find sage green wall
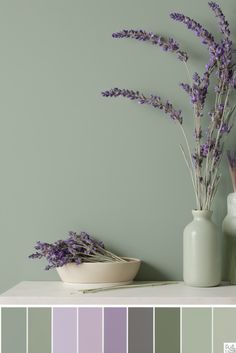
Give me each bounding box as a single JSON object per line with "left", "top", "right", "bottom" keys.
{"left": 0, "top": 0, "right": 235, "bottom": 292}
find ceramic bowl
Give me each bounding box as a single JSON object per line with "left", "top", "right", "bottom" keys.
{"left": 56, "top": 257, "right": 141, "bottom": 285}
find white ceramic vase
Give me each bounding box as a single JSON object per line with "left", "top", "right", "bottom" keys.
{"left": 222, "top": 192, "right": 236, "bottom": 284}
{"left": 183, "top": 210, "right": 221, "bottom": 287}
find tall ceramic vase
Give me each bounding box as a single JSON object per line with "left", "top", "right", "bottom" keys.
{"left": 183, "top": 210, "right": 221, "bottom": 287}
{"left": 222, "top": 192, "right": 236, "bottom": 284}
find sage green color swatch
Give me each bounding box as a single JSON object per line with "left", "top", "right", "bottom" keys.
{"left": 1, "top": 308, "right": 26, "bottom": 353}
{"left": 182, "top": 308, "right": 211, "bottom": 353}
{"left": 0, "top": 0, "right": 235, "bottom": 293}
{"left": 213, "top": 308, "right": 236, "bottom": 353}
{"left": 128, "top": 308, "right": 153, "bottom": 353}
{"left": 28, "top": 308, "right": 51, "bottom": 353}
{"left": 155, "top": 308, "right": 180, "bottom": 353}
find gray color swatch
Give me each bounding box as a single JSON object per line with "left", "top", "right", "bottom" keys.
{"left": 128, "top": 308, "right": 153, "bottom": 353}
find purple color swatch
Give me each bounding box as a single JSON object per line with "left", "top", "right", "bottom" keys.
{"left": 79, "top": 308, "right": 103, "bottom": 353}
{"left": 53, "top": 308, "right": 77, "bottom": 353}
{"left": 104, "top": 307, "right": 127, "bottom": 353}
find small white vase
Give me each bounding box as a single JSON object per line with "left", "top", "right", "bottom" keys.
{"left": 222, "top": 192, "right": 236, "bottom": 284}
{"left": 183, "top": 210, "right": 221, "bottom": 287}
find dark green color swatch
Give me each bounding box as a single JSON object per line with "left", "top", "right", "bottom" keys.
{"left": 128, "top": 308, "right": 153, "bottom": 353}
{"left": 155, "top": 308, "right": 180, "bottom": 353}
{"left": 28, "top": 308, "right": 51, "bottom": 353}
{"left": 1, "top": 307, "right": 26, "bottom": 353}
{"left": 182, "top": 308, "right": 211, "bottom": 353}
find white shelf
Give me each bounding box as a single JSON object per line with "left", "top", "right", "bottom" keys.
{"left": 0, "top": 281, "right": 236, "bottom": 305}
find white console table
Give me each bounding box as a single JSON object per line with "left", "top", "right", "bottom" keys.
{"left": 0, "top": 281, "right": 236, "bottom": 305}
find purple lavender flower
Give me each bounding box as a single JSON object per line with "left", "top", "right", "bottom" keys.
{"left": 220, "top": 122, "right": 232, "bottom": 134}
{"left": 112, "top": 29, "right": 188, "bottom": 62}
{"left": 29, "top": 231, "right": 124, "bottom": 270}
{"left": 208, "top": 2, "right": 230, "bottom": 38}
{"left": 170, "top": 12, "right": 216, "bottom": 52}
{"left": 179, "top": 82, "right": 192, "bottom": 95}
{"left": 102, "top": 88, "right": 183, "bottom": 123}
{"left": 200, "top": 143, "right": 210, "bottom": 157}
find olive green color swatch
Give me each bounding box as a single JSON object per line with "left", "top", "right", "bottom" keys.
{"left": 128, "top": 308, "right": 153, "bottom": 353}
{"left": 155, "top": 308, "right": 180, "bottom": 353}
{"left": 213, "top": 308, "right": 236, "bottom": 353}
{"left": 182, "top": 308, "right": 212, "bottom": 353}
{"left": 28, "top": 308, "right": 51, "bottom": 353}
{"left": 1, "top": 308, "right": 26, "bottom": 353}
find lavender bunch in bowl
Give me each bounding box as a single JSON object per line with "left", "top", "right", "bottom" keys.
{"left": 102, "top": 2, "right": 236, "bottom": 210}
{"left": 29, "top": 231, "right": 127, "bottom": 270}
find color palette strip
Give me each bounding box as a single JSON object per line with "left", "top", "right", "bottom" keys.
{"left": 1, "top": 307, "right": 236, "bottom": 352}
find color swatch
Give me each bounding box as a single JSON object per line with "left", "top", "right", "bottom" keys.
{"left": 128, "top": 307, "right": 153, "bottom": 353}
{"left": 1, "top": 307, "right": 236, "bottom": 352}
{"left": 155, "top": 308, "right": 180, "bottom": 353}
{"left": 53, "top": 308, "right": 77, "bottom": 353}
{"left": 182, "top": 308, "right": 212, "bottom": 353}
{"left": 79, "top": 308, "right": 102, "bottom": 353}
{"left": 104, "top": 307, "right": 127, "bottom": 353}
{"left": 28, "top": 308, "right": 51, "bottom": 353}
{"left": 1, "top": 308, "right": 26, "bottom": 353}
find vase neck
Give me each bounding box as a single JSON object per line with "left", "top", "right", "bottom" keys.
{"left": 227, "top": 192, "right": 236, "bottom": 216}
{"left": 192, "top": 210, "right": 213, "bottom": 220}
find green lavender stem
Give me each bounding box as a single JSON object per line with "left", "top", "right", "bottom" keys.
{"left": 80, "top": 281, "right": 179, "bottom": 294}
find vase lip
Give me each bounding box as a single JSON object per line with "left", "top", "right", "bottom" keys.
{"left": 192, "top": 209, "right": 213, "bottom": 217}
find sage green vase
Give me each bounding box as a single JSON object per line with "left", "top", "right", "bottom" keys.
{"left": 222, "top": 192, "right": 236, "bottom": 284}
{"left": 183, "top": 210, "right": 221, "bottom": 287}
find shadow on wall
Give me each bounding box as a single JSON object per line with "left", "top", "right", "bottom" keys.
{"left": 136, "top": 262, "right": 169, "bottom": 281}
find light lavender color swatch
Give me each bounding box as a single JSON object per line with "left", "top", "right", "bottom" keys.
{"left": 53, "top": 308, "right": 77, "bottom": 353}
{"left": 104, "top": 307, "right": 127, "bottom": 353}
{"left": 79, "top": 308, "right": 102, "bottom": 353}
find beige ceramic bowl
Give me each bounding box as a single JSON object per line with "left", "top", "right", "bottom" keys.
{"left": 56, "top": 257, "right": 141, "bottom": 285}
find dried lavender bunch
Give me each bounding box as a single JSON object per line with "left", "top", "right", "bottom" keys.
{"left": 102, "top": 2, "right": 236, "bottom": 210}
{"left": 29, "top": 231, "right": 127, "bottom": 270}
{"left": 227, "top": 151, "right": 236, "bottom": 192}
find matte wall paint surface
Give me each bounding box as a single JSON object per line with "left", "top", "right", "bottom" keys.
{"left": 1, "top": 308, "right": 26, "bottom": 353}
{"left": 214, "top": 308, "right": 236, "bottom": 353}
{"left": 0, "top": 0, "right": 236, "bottom": 292}
{"left": 28, "top": 308, "right": 51, "bottom": 353}
{"left": 155, "top": 308, "right": 180, "bottom": 353}
{"left": 182, "top": 308, "right": 212, "bottom": 353}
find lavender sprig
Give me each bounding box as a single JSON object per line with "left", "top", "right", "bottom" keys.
{"left": 170, "top": 12, "right": 216, "bottom": 53}
{"left": 29, "top": 231, "right": 127, "bottom": 270}
{"left": 102, "top": 88, "right": 183, "bottom": 124}
{"left": 112, "top": 29, "right": 188, "bottom": 62}
{"left": 208, "top": 2, "right": 230, "bottom": 38}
